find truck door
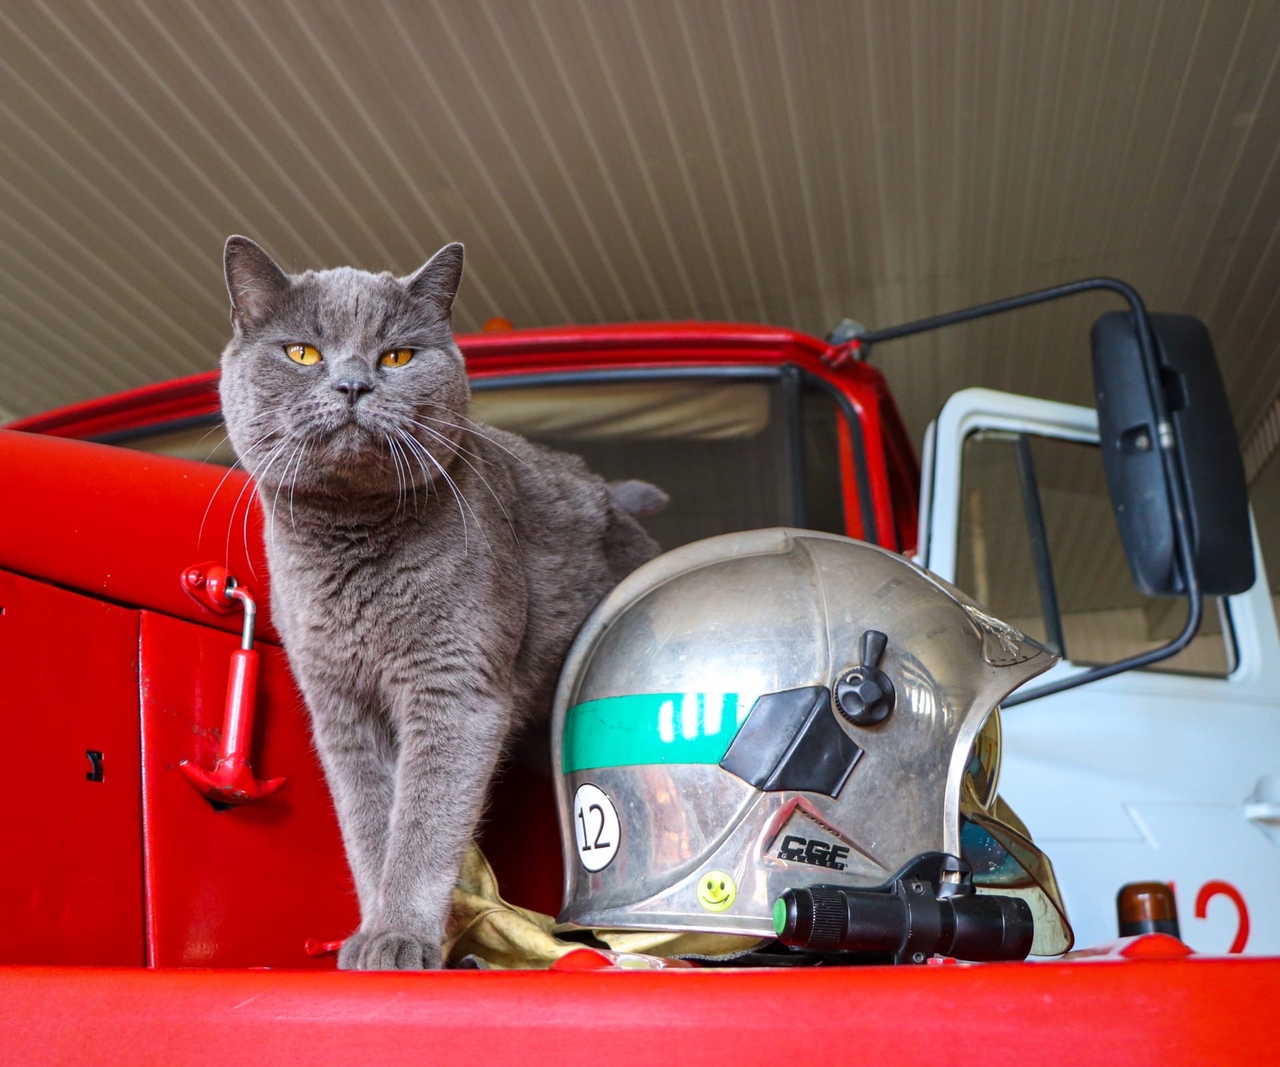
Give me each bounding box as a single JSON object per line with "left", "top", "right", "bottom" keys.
{"left": 920, "top": 387, "right": 1280, "bottom": 955}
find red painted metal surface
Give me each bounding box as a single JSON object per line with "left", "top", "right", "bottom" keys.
{"left": 0, "top": 955, "right": 1272, "bottom": 1065}
{"left": 0, "top": 424, "right": 566, "bottom": 965}
{"left": 139, "top": 611, "right": 356, "bottom": 968}
{"left": 0, "top": 570, "right": 145, "bottom": 966}
{"left": 8, "top": 369, "right": 224, "bottom": 439}
{"left": 0, "top": 429, "right": 275, "bottom": 644}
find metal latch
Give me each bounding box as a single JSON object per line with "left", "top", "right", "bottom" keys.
{"left": 179, "top": 563, "right": 285, "bottom": 808}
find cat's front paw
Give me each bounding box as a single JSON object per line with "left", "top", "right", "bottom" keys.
{"left": 350, "top": 929, "right": 443, "bottom": 971}
{"left": 336, "top": 931, "right": 371, "bottom": 971}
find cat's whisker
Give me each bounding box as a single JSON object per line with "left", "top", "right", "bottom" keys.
{"left": 195, "top": 424, "right": 235, "bottom": 465}
{"left": 398, "top": 436, "right": 420, "bottom": 514}
{"left": 402, "top": 437, "right": 420, "bottom": 514}
{"left": 198, "top": 453, "right": 249, "bottom": 549}
{"left": 269, "top": 438, "right": 306, "bottom": 548}
{"left": 382, "top": 433, "right": 399, "bottom": 511}
{"left": 394, "top": 428, "right": 442, "bottom": 501}
{"left": 268, "top": 437, "right": 293, "bottom": 539}
{"left": 252, "top": 432, "right": 302, "bottom": 565}
{"left": 406, "top": 419, "right": 519, "bottom": 547}
{"left": 232, "top": 403, "right": 292, "bottom": 444}
{"left": 270, "top": 436, "right": 309, "bottom": 548}
{"left": 397, "top": 429, "right": 490, "bottom": 559}
{"left": 415, "top": 412, "right": 534, "bottom": 470}
{"left": 384, "top": 434, "right": 401, "bottom": 512}
{"left": 199, "top": 401, "right": 286, "bottom": 463}
{"left": 224, "top": 432, "right": 291, "bottom": 574}
{"left": 201, "top": 438, "right": 237, "bottom": 465}
{"left": 394, "top": 427, "right": 435, "bottom": 511}
{"left": 288, "top": 440, "right": 309, "bottom": 532}
{"left": 282, "top": 438, "right": 310, "bottom": 534}
{"left": 410, "top": 434, "right": 505, "bottom": 563}
{"left": 403, "top": 416, "right": 484, "bottom": 462}
{"left": 403, "top": 417, "right": 469, "bottom": 458}
{"left": 198, "top": 423, "right": 279, "bottom": 547}
{"left": 386, "top": 432, "right": 413, "bottom": 516}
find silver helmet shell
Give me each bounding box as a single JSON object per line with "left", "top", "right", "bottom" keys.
{"left": 552, "top": 528, "right": 1068, "bottom": 949}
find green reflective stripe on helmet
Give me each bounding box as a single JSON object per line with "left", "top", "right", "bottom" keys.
{"left": 562, "top": 692, "right": 754, "bottom": 773}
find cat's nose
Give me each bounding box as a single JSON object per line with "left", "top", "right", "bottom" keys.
{"left": 334, "top": 379, "right": 373, "bottom": 405}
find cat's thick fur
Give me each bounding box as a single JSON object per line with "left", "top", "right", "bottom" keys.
{"left": 218, "top": 237, "right": 661, "bottom": 970}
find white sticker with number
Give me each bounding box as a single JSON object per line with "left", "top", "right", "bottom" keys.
{"left": 572, "top": 783, "right": 620, "bottom": 872}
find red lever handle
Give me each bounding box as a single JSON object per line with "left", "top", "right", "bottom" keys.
{"left": 180, "top": 646, "right": 286, "bottom": 807}
{"left": 179, "top": 567, "right": 285, "bottom": 808}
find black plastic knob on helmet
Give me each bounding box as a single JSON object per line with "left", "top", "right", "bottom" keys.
{"left": 834, "top": 630, "right": 896, "bottom": 726}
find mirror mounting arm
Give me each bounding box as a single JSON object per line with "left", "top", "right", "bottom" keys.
{"left": 860, "top": 277, "right": 1204, "bottom": 706}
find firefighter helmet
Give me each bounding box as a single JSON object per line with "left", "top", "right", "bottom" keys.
{"left": 551, "top": 528, "right": 1072, "bottom": 959}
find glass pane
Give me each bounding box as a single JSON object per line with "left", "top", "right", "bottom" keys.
{"left": 957, "top": 430, "right": 1234, "bottom": 677}
{"left": 800, "top": 385, "right": 846, "bottom": 538}
{"left": 473, "top": 377, "right": 847, "bottom": 551}
{"left": 955, "top": 431, "right": 1050, "bottom": 647}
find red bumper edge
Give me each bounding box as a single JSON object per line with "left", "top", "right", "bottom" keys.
{"left": 0, "top": 958, "right": 1271, "bottom": 1066}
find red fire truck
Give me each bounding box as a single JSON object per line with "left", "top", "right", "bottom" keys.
{"left": 2, "top": 285, "right": 1274, "bottom": 1063}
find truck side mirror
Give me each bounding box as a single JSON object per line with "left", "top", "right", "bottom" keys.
{"left": 1091, "top": 312, "right": 1254, "bottom": 597}
{"left": 863, "top": 276, "right": 1255, "bottom": 704}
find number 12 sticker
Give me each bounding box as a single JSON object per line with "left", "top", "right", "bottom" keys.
{"left": 573, "top": 783, "right": 620, "bottom": 872}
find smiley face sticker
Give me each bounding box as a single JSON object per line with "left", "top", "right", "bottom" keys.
{"left": 695, "top": 870, "right": 737, "bottom": 912}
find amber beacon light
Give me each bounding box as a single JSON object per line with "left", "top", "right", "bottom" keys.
{"left": 1117, "top": 882, "right": 1182, "bottom": 939}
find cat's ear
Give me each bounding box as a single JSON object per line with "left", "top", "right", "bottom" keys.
{"left": 405, "top": 242, "right": 464, "bottom": 319}
{"left": 224, "top": 235, "right": 290, "bottom": 330}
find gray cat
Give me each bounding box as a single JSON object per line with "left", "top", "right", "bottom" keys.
{"left": 218, "top": 236, "right": 663, "bottom": 970}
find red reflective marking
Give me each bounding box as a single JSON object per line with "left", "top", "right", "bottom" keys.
{"left": 1194, "top": 881, "right": 1250, "bottom": 954}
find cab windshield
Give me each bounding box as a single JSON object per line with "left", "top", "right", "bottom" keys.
{"left": 101, "top": 369, "right": 859, "bottom": 552}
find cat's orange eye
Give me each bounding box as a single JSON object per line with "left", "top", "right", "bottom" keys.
{"left": 285, "top": 343, "right": 322, "bottom": 366}
{"left": 379, "top": 348, "right": 414, "bottom": 368}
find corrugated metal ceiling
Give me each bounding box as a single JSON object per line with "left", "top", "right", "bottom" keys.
{"left": 1, "top": 1, "right": 1278, "bottom": 543}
